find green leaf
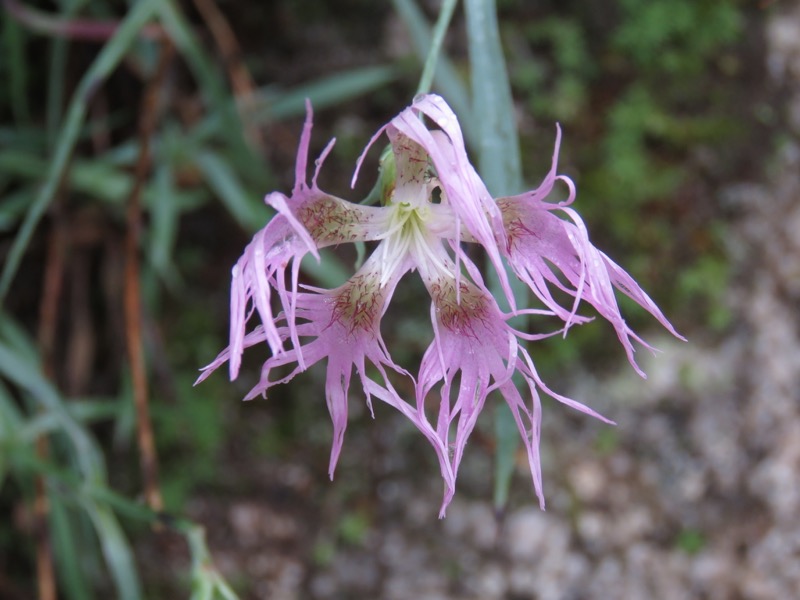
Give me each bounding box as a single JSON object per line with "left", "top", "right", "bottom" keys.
{"left": 187, "top": 525, "right": 241, "bottom": 600}
{"left": 0, "top": 188, "right": 35, "bottom": 232}
{"left": 465, "top": 0, "right": 522, "bottom": 197}
{"left": 0, "top": 325, "right": 105, "bottom": 480}
{"left": 51, "top": 492, "right": 95, "bottom": 600}
{"left": 83, "top": 500, "right": 142, "bottom": 600}
{"left": 145, "top": 164, "right": 182, "bottom": 285}
{"left": 155, "top": 1, "right": 266, "bottom": 189}
{"left": 0, "top": 151, "right": 134, "bottom": 203}
{"left": 2, "top": 3, "right": 30, "bottom": 124}
{"left": 0, "top": 309, "right": 39, "bottom": 363}
{"left": 0, "top": 379, "right": 25, "bottom": 483}
{"left": 493, "top": 403, "right": 518, "bottom": 511}
{"left": 19, "top": 399, "right": 123, "bottom": 443}
{"left": 256, "top": 65, "right": 400, "bottom": 122}
{"left": 46, "top": 0, "right": 94, "bottom": 145}
{"left": 193, "top": 150, "right": 270, "bottom": 230}
{"left": 300, "top": 253, "right": 351, "bottom": 289}
{"left": 0, "top": 0, "right": 161, "bottom": 302}
{"left": 464, "top": 0, "right": 526, "bottom": 512}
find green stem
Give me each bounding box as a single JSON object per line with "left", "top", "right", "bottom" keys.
{"left": 415, "top": 0, "right": 459, "bottom": 96}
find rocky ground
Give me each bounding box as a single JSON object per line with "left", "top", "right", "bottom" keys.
{"left": 138, "top": 5, "right": 800, "bottom": 599}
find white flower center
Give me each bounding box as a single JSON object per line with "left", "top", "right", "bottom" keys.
{"left": 374, "top": 196, "right": 453, "bottom": 288}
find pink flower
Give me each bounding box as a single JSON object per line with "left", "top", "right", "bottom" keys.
{"left": 198, "top": 94, "right": 683, "bottom": 516}
{"left": 496, "top": 126, "right": 686, "bottom": 378}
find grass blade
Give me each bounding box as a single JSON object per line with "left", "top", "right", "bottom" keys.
{"left": 50, "top": 492, "right": 95, "bottom": 600}
{"left": 193, "top": 150, "right": 270, "bottom": 230}
{"left": 2, "top": 3, "right": 30, "bottom": 124}
{"left": 0, "top": 0, "right": 160, "bottom": 303}
{"left": 0, "top": 336, "right": 104, "bottom": 480}
{"left": 464, "top": 0, "right": 526, "bottom": 511}
{"left": 0, "top": 151, "right": 134, "bottom": 204}
{"left": 255, "top": 65, "right": 399, "bottom": 122}
{"left": 0, "top": 379, "right": 25, "bottom": 484}
{"left": 146, "top": 163, "right": 182, "bottom": 284}
{"left": 155, "top": 0, "right": 267, "bottom": 189}
{"left": 465, "top": 0, "right": 522, "bottom": 196}
{"left": 83, "top": 500, "right": 142, "bottom": 600}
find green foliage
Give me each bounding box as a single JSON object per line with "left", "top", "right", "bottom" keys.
{"left": 594, "top": 429, "right": 621, "bottom": 456}
{"left": 464, "top": 0, "right": 532, "bottom": 513}
{"left": 508, "top": 0, "right": 746, "bottom": 337}
{"left": 676, "top": 528, "right": 706, "bottom": 555}
{"left": 153, "top": 375, "right": 227, "bottom": 507}
{"left": 0, "top": 0, "right": 404, "bottom": 595}
{"left": 0, "top": 315, "right": 142, "bottom": 599}
{"left": 1, "top": 0, "right": 755, "bottom": 593}
{"left": 520, "top": 16, "right": 593, "bottom": 122}
{"left": 310, "top": 509, "right": 371, "bottom": 568}
{"left": 337, "top": 511, "right": 371, "bottom": 545}
{"left": 676, "top": 251, "right": 732, "bottom": 332}
{"left": 613, "top": 0, "right": 742, "bottom": 76}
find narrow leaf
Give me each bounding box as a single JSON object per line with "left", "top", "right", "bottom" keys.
{"left": 256, "top": 65, "right": 399, "bottom": 122}
{"left": 0, "top": 0, "right": 160, "bottom": 302}
{"left": 51, "top": 493, "right": 95, "bottom": 600}
{"left": 464, "top": 0, "right": 527, "bottom": 512}
{"left": 465, "top": 0, "right": 522, "bottom": 196}
{"left": 83, "top": 500, "right": 142, "bottom": 600}
{"left": 194, "top": 150, "right": 270, "bottom": 230}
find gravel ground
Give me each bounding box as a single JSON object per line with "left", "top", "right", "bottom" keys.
{"left": 140, "top": 6, "right": 800, "bottom": 599}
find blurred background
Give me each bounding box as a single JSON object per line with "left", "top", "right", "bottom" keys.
{"left": 1, "top": 0, "right": 798, "bottom": 598}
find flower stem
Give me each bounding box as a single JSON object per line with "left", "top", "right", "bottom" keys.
{"left": 415, "top": 0, "right": 458, "bottom": 97}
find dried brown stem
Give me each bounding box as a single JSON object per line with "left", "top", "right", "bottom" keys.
{"left": 124, "top": 41, "right": 174, "bottom": 514}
